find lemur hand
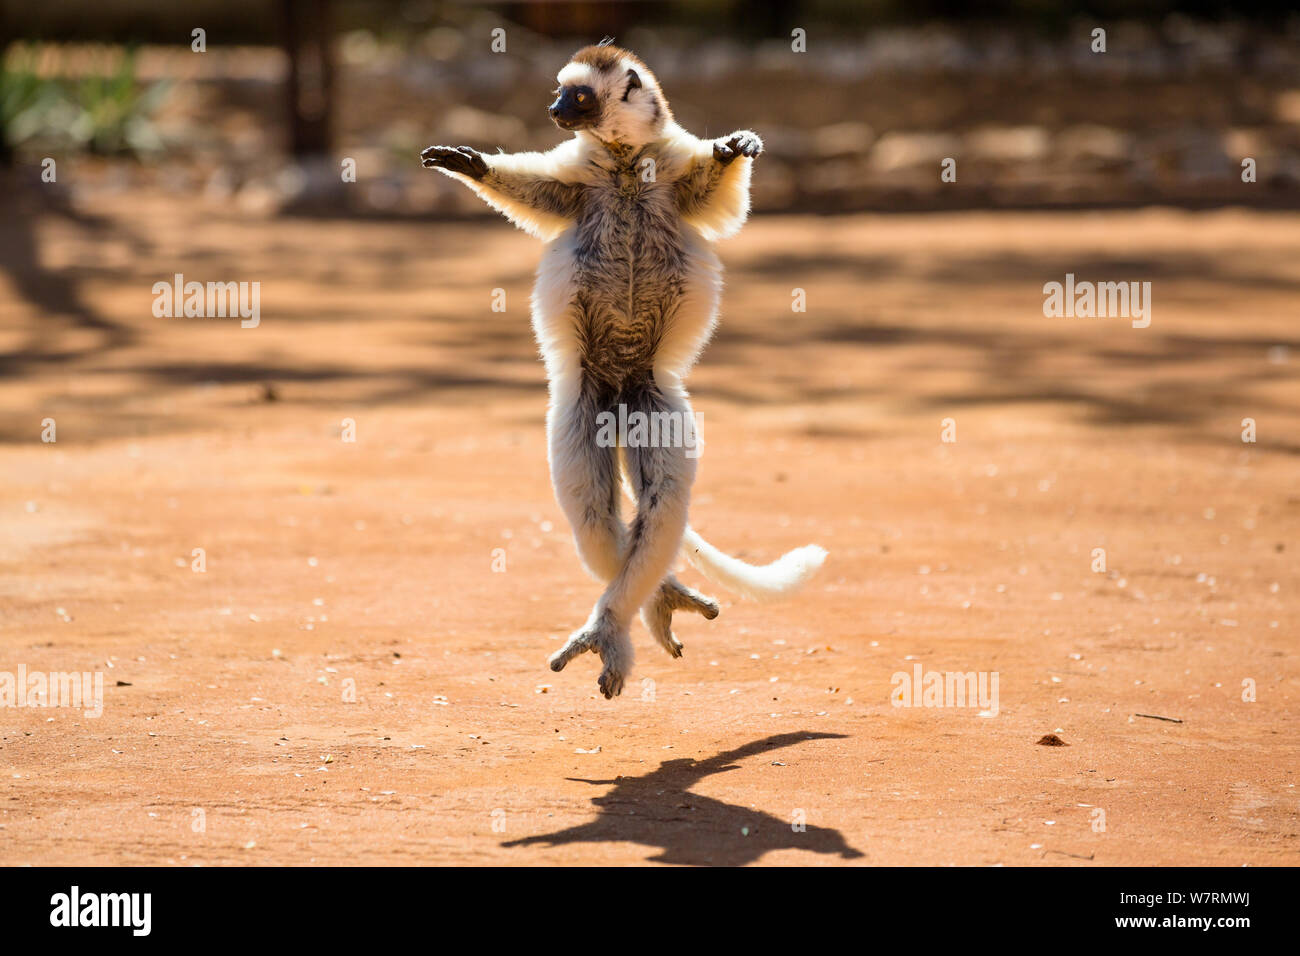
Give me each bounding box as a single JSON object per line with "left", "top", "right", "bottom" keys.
{"left": 420, "top": 145, "right": 489, "bottom": 179}
{"left": 713, "top": 130, "right": 763, "bottom": 164}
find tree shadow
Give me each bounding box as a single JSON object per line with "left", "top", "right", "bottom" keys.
{"left": 502, "top": 731, "right": 864, "bottom": 865}
{"left": 0, "top": 171, "right": 141, "bottom": 377}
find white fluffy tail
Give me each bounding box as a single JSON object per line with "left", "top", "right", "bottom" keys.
{"left": 680, "top": 525, "right": 827, "bottom": 601}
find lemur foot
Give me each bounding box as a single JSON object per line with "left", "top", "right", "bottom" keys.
{"left": 419, "top": 144, "right": 488, "bottom": 179}
{"left": 548, "top": 608, "right": 632, "bottom": 699}
{"left": 713, "top": 130, "right": 763, "bottom": 164}
{"left": 642, "top": 577, "right": 721, "bottom": 659}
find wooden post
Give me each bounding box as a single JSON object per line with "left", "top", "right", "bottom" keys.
{"left": 280, "top": 0, "right": 334, "bottom": 158}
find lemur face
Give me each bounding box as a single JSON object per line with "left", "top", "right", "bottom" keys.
{"left": 551, "top": 43, "right": 670, "bottom": 146}
{"left": 548, "top": 83, "right": 600, "bottom": 131}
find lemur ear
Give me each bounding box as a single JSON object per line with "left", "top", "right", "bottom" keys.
{"left": 623, "top": 69, "right": 641, "bottom": 101}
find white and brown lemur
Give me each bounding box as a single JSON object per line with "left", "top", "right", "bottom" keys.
{"left": 421, "top": 40, "right": 826, "bottom": 698}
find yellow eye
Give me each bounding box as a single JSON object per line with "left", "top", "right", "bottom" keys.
{"left": 576, "top": 91, "right": 586, "bottom": 103}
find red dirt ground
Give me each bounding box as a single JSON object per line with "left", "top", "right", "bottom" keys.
{"left": 1, "top": 194, "right": 1297, "bottom": 864}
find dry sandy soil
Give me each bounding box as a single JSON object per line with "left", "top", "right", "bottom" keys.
{"left": 1, "top": 188, "right": 1297, "bottom": 865}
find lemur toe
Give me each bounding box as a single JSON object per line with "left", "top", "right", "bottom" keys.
{"left": 454, "top": 146, "right": 489, "bottom": 177}
{"left": 715, "top": 131, "right": 762, "bottom": 164}
{"left": 548, "top": 639, "right": 589, "bottom": 672}
{"left": 420, "top": 146, "right": 451, "bottom": 169}
{"left": 734, "top": 131, "right": 763, "bottom": 157}
{"left": 598, "top": 668, "right": 625, "bottom": 699}
{"left": 664, "top": 580, "right": 720, "bottom": 620}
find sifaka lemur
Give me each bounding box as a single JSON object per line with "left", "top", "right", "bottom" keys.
{"left": 421, "top": 40, "right": 826, "bottom": 698}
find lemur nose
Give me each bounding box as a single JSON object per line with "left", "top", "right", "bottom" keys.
{"left": 548, "top": 100, "right": 561, "bottom": 117}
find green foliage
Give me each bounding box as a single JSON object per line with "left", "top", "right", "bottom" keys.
{"left": 0, "top": 47, "right": 170, "bottom": 157}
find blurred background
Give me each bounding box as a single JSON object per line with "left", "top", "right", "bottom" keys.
{"left": 2, "top": 2, "right": 1298, "bottom": 464}
{"left": 4, "top": 0, "right": 1300, "bottom": 216}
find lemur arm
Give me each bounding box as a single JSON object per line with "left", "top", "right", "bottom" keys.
{"left": 421, "top": 143, "right": 586, "bottom": 241}
{"left": 673, "top": 130, "right": 762, "bottom": 241}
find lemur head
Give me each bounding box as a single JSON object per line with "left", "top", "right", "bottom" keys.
{"left": 548, "top": 39, "right": 672, "bottom": 148}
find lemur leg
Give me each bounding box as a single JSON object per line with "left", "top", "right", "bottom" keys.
{"left": 545, "top": 376, "right": 636, "bottom": 695}
{"left": 642, "top": 575, "right": 719, "bottom": 659}
{"left": 550, "top": 379, "right": 697, "bottom": 697}
{"left": 632, "top": 373, "right": 718, "bottom": 660}
{"left": 547, "top": 376, "right": 625, "bottom": 583}
{"left": 545, "top": 365, "right": 716, "bottom": 681}
{"left": 618, "top": 382, "right": 699, "bottom": 632}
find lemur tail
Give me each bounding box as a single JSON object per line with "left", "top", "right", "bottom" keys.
{"left": 680, "top": 525, "right": 827, "bottom": 601}
{"left": 618, "top": 471, "right": 827, "bottom": 600}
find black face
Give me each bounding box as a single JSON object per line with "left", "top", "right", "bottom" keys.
{"left": 549, "top": 84, "right": 600, "bottom": 130}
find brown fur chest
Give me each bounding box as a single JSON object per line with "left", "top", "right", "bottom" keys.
{"left": 570, "top": 163, "right": 689, "bottom": 388}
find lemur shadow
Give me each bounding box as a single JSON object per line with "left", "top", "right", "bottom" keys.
{"left": 502, "top": 731, "right": 864, "bottom": 865}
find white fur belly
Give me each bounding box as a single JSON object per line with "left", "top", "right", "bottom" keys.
{"left": 531, "top": 229, "right": 583, "bottom": 385}
{"left": 653, "top": 229, "right": 722, "bottom": 378}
